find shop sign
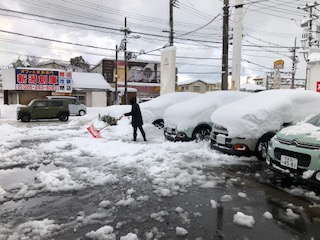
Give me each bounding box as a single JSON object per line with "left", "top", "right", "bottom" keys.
{"left": 57, "top": 71, "right": 72, "bottom": 93}
{"left": 16, "top": 68, "right": 59, "bottom": 91}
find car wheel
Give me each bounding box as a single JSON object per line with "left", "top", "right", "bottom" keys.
{"left": 255, "top": 133, "right": 274, "bottom": 161}
{"left": 153, "top": 119, "right": 164, "bottom": 129}
{"left": 79, "top": 110, "right": 86, "bottom": 116}
{"left": 59, "top": 113, "right": 69, "bottom": 122}
{"left": 192, "top": 126, "right": 211, "bottom": 141}
{"left": 21, "top": 114, "right": 30, "bottom": 122}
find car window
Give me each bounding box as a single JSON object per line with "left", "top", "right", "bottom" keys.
{"left": 51, "top": 101, "right": 63, "bottom": 107}
{"left": 34, "top": 101, "right": 49, "bottom": 107}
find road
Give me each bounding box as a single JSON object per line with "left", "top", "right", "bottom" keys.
{"left": 0, "top": 115, "right": 320, "bottom": 239}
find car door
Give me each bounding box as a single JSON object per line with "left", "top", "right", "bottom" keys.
{"left": 30, "top": 100, "right": 50, "bottom": 119}
{"left": 68, "top": 98, "right": 78, "bottom": 115}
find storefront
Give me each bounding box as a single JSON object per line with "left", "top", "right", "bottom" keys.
{"left": 2, "top": 68, "right": 113, "bottom": 107}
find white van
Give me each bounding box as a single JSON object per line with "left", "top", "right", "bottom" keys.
{"left": 46, "top": 96, "right": 87, "bottom": 116}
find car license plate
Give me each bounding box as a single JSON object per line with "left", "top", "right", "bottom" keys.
{"left": 280, "top": 155, "right": 298, "bottom": 169}
{"left": 216, "top": 134, "right": 226, "bottom": 145}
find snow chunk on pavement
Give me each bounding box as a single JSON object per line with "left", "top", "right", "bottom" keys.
{"left": 8, "top": 219, "right": 60, "bottom": 239}
{"left": 233, "top": 212, "right": 255, "bottom": 227}
{"left": 0, "top": 186, "right": 8, "bottom": 202}
{"left": 120, "top": 233, "right": 139, "bottom": 240}
{"left": 35, "top": 168, "right": 83, "bottom": 192}
{"left": 176, "top": 227, "right": 188, "bottom": 236}
{"left": 150, "top": 211, "right": 169, "bottom": 222}
{"left": 99, "top": 200, "right": 112, "bottom": 208}
{"left": 286, "top": 209, "right": 300, "bottom": 219}
{"left": 263, "top": 211, "right": 273, "bottom": 219}
{"left": 86, "top": 225, "right": 116, "bottom": 240}
{"left": 238, "top": 192, "right": 247, "bottom": 198}
{"left": 220, "top": 195, "right": 233, "bottom": 202}
{"left": 210, "top": 200, "right": 219, "bottom": 209}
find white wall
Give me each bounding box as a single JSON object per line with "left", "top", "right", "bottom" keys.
{"left": 2, "top": 69, "right": 16, "bottom": 90}
{"left": 307, "top": 62, "right": 320, "bottom": 91}
{"left": 91, "top": 91, "right": 107, "bottom": 107}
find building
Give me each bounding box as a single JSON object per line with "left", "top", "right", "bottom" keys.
{"left": 253, "top": 76, "right": 306, "bottom": 90}
{"left": 90, "top": 58, "right": 161, "bottom": 103}
{"left": 177, "top": 79, "right": 221, "bottom": 93}
{"left": 2, "top": 68, "right": 113, "bottom": 107}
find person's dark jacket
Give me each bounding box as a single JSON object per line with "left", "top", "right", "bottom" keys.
{"left": 124, "top": 98, "right": 144, "bottom": 127}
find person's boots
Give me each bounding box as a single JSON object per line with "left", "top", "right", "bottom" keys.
{"left": 142, "top": 133, "right": 147, "bottom": 141}
{"left": 133, "top": 133, "right": 137, "bottom": 141}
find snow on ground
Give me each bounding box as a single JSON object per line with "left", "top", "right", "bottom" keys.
{"left": 0, "top": 104, "right": 316, "bottom": 239}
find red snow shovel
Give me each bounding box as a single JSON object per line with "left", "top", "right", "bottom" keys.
{"left": 87, "top": 123, "right": 105, "bottom": 138}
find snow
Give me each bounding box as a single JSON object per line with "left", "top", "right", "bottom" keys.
{"left": 233, "top": 212, "right": 255, "bottom": 228}
{"left": 210, "top": 89, "right": 320, "bottom": 138}
{"left": 280, "top": 121, "right": 320, "bottom": 140}
{"left": 101, "top": 92, "right": 200, "bottom": 124}
{"left": 164, "top": 91, "right": 250, "bottom": 130}
{"left": 176, "top": 227, "right": 188, "bottom": 236}
{"left": 0, "top": 96, "right": 278, "bottom": 238}
{"left": 72, "top": 72, "right": 113, "bottom": 90}
{"left": 263, "top": 211, "right": 273, "bottom": 219}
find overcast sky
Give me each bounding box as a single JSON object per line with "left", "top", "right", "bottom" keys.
{"left": 0, "top": 0, "right": 314, "bottom": 82}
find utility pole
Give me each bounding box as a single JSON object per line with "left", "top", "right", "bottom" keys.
{"left": 169, "top": 0, "right": 178, "bottom": 46}
{"left": 115, "top": 45, "right": 119, "bottom": 104}
{"left": 290, "top": 38, "right": 298, "bottom": 89}
{"left": 122, "top": 17, "right": 130, "bottom": 105}
{"left": 221, "top": 0, "right": 229, "bottom": 90}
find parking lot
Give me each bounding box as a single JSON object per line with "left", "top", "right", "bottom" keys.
{"left": 0, "top": 107, "right": 320, "bottom": 239}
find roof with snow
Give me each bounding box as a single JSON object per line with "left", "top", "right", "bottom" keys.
{"left": 177, "top": 79, "right": 219, "bottom": 86}
{"left": 72, "top": 72, "right": 113, "bottom": 91}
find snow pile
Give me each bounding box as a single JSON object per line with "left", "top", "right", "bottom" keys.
{"left": 280, "top": 122, "right": 320, "bottom": 140}
{"left": 164, "top": 91, "right": 250, "bottom": 130}
{"left": 286, "top": 209, "right": 300, "bottom": 219}
{"left": 86, "top": 225, "right": 116, "bottom": 240}
{"left": 263, "top": 211, "right": 273, "bottom": 219}
{"left": 210, "top": 89, "right": 320, "bottom": 138}
{"left": 35, "top": 168, "right": 83, "bottom": 192}
{"left": 7, "top": 219, "right": 60, "bottom": 240}
{"left": 120, "top": 233, "right": 139, "bottom": 240}
{"left": 210, "top": 199, "right": 219, "bottom": 209}
{"left": 176, "top": 227, "right": 188, "bottom": 236}
{"left": 233, "top": 212, "right": 255, "bottom": 227}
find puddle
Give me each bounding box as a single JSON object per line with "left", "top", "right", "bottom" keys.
{"left": 0, "top": 163, "right": 59, "bottom": 189}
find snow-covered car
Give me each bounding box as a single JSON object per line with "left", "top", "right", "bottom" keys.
{"left": 163, "top": 91, "right": 251, "bottom": 141}
{"left": 100, "top": 92, "right": 200, "bottom": 127}
{"left": 209, "top": 89, "right": 320, "bottom": 160}
{"left": 267, "top": 113, "right": 320, "bottom": 184}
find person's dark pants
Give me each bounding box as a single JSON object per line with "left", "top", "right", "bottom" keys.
{"left": 133, "top": 125, "right": 146, "bottom": 141}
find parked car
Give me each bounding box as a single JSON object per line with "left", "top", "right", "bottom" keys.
{"left": 17, "top": 99, "right": 70, "bottom": 122}
{"left": 209, "top": 89, "right": 320, "bottom": 160}
{"left": 100, "top": 92, "right": 201, "bottom": 127}
{"left": 46, "top": 96, "right": 86, "bottom": 116}
{"left": 164, "top": 91, "right": 251, "bottom": 141}
{"left": 267, "top": 113, "right": 320, "bottom": 184}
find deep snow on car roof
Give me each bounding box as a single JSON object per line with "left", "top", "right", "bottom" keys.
{"left": 164, "top": 91, "right": 251, "bottom": 130}
{"left": 102, "top": 92, "right": 200, "bottom": 124}
{"left": 210, "top": 89, "right": 320, "bottom": 139}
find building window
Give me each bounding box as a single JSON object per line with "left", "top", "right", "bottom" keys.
{"left": 206, "top": 85, "right": 209, "bottom": 91}
{"left": 186, "top": 86, "right": 189, "bottom": 90}
{"left": 194, "top": 86, "right": 200, "bottom": 92}
{"left": 181, "top": 86, "right": 185, "bottom": 91}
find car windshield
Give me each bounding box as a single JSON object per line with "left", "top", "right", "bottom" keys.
{"left": 27, "top": 100, "right": 36, "bottom": 107}
{"left": 306, "top": 114, "right": 320, "bottom": 127}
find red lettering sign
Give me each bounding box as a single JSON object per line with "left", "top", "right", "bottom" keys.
{"left": 38, "top": 75, "right": 48, "bottom": 84}
{"left": 49, "top": 75, "right": 58, "bottom": 85}
{"left": 28, "top": 74, "right": 37, "bottom": 84}
{"left": 17, "top": 74, "right": 27, "bottom": 84}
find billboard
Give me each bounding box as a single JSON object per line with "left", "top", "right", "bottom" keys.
{"left": 15, "top": 68, "right": 72, "bottom": 92}
{"left": 16, "top": 68, "right": 59, "bottom": 91}
{"left": 114, "top": 61, "right": 160, "bottom": 83}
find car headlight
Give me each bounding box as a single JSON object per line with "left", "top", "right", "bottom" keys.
{"left": 176, "top": 132, "right": 186, "bottom": 139}
{"left": 316, "top": 172, "right": 320, "bottom": 181}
